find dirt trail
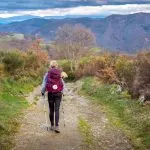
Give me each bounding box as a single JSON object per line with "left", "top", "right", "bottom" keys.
{"left": 13, "top": 82, "right": 133, "bottom": 150}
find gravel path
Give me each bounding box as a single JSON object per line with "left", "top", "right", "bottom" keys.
{"left": 13, "top": 82, "right": 133, "bottom": 150}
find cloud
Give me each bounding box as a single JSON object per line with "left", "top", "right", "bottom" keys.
{"left": 0, "top": 4, "right": 150, "bottom": 18}
{"left": 0, "top": 0, "right": 150, "bottom": 11}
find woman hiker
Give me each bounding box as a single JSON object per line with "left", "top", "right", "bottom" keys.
{"left": 41, "top": 60, "right": 67, "bottom": 133}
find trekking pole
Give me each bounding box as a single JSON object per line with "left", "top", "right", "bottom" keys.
{"left": 61, "top": 94, "right": 66, "bottom": 127}
{"left": 41, "top": 94, "right": 51, "bottom": 131}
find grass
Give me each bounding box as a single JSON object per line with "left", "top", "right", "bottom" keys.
{"left": 81, "top": 77, "right": 150, "bottom": 150}
{"left": 78, "top": 117, "right": 93, "bottom": 147}
{"left": 0, "top": 94, "right": 28, "bottom": 150}
{"left": 0, "top": 76, "right": 41, "bottom": 150}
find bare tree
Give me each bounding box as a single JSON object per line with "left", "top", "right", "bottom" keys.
{"left": 55, "top": 24, "right": 96, "bottom": 71}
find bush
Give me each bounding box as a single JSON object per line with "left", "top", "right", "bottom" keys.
{"left": 76, "top": 53, "right": 118, "bottom": 83}
{"left": 75, "top": 52, "right": 150, "bottom": 100}
{"left": 0, "top": 49, "right": 48, "bottom": 80}
{"left": 132, "top": 52, "right": 150, "bottom": 99}
{"left": 75, "top": 56, "right": 94, "bottom": 78}
{"left": 115, "top": 56, "right": 136, "bottom": 90}
{"left": 97, "top": 67, "right": 118, "bottom": 83}
{"left": 2, "top": 51, "right": 25, "bottom": 74}
{"left": 58, "top": 59, "right": 76, "bottom": 80}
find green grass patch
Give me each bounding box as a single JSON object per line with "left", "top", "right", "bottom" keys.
{"left": 81, "top": 77, "right": 150, "bottom": 150}
{"left": 0, "top": 77, "right": 41, "bottom": 150}
{"left": 78, "top": 117, "right": 93, "bottom": 147}
{"left": 0, "top": 94, "right": 28, "bottom": 150}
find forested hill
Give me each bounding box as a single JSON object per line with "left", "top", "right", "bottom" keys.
{"left": 0, "top": 13, "right": 150, "bottom": 53}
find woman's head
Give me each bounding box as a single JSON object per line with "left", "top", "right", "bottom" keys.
{"left": 50, "top": 60, "right": 58, "bottom": 68}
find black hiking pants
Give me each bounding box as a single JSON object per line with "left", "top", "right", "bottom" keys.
{"left": 48, "top": 92, "right": 62, "bottom": 127}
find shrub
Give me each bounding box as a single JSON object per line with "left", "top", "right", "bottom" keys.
{"left": 76, "top": 53, "right": 118, "bottom": 83}
{"left": 115, "top": 56, "right": 136, "bottom": 90}
{"left": 75, "top": 56, "right": 94, "bottom": 78}
{"left": 132, "top": 52, "right": 150, "bottom": 99}
{"left": 58, "top": 59, "right": 76, "bottom": 80}
{"left": 66, "top": 51, "right": 150, "bottom": 100}
{"left": 97, "top": 67, "right": 118, "bottom": 83}
{"left": 0, "top": 49, "right": 48, "bottom": 80}
{"left": 24, "top": 51, "right": 42, "bottom": 71}
{"left": 2, "top": 51, "right": 25, "bottom": 74}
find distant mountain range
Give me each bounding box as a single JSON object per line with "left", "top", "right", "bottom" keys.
{"left": 0, "top": 13, "right": 149, "bottom": 53}
{"left": 0, "top": 15, "right": 106, "bottom": 24}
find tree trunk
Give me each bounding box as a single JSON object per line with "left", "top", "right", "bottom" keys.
{"left": 74, "top": 59, "right": 79, "bottom": 71}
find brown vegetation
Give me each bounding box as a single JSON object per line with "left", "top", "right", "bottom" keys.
{"left": 74, "top": 52, "right": 150, "bottom": 100}
{"left": 0, "top": 39, "right": 49, "bottom": 80}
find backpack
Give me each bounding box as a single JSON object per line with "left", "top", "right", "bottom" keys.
{"left": 46, "top": 68, "right": 63, "bottom": 93}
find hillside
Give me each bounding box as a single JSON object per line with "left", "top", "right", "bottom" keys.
{"left": 0, "top": 13, "right": 150, "bottom": 53}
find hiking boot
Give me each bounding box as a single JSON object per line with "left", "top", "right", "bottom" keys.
{"left": 50, "top": 125, "right": 55, "bottom": 131}
{"left": 55, "top": 126, "right": 60, "bottom": 133}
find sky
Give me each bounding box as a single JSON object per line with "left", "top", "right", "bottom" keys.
{"left": 0, "top": 0, "right": 150, "bottom": 21}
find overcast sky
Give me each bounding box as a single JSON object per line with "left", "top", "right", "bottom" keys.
{"left": 0, "top": 0, "right": 150, "bottom": 18}
{"left": 0, "top": 0, "right": 150, "bottom": 10}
